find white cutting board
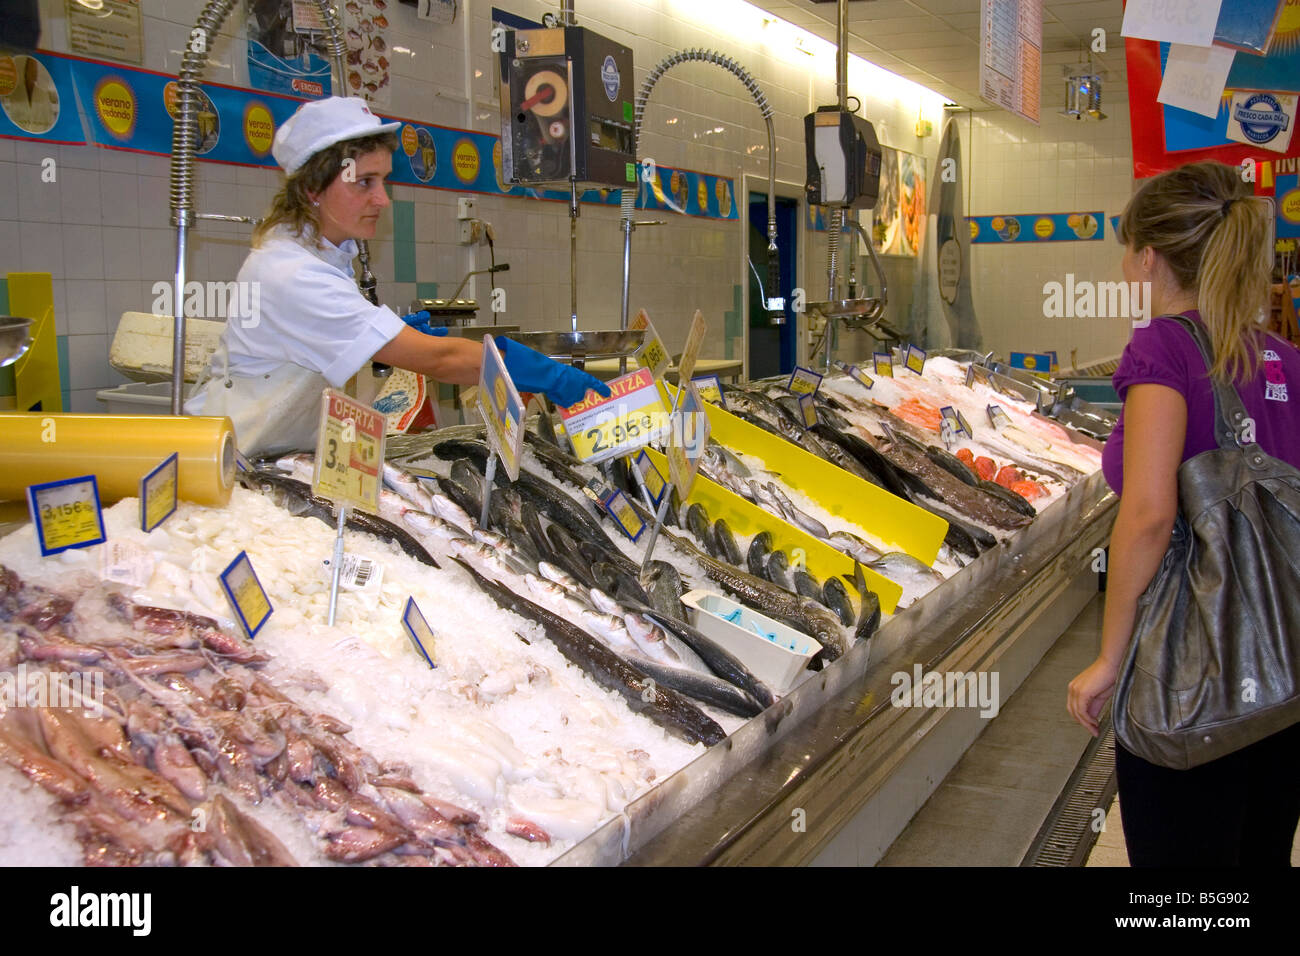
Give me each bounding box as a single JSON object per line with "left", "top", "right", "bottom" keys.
{"left": 109, "top": 312, "right": 225, "bottom": 383}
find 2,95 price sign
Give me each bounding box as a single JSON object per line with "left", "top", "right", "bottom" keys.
{"left": 558, "top": 368, "right": 671, "bottom": 464}
{"left": 313, "top": 389, "right": 386, "bottom": 513}
{"left": 27, "top": 476, "right": 106, "bottom": 557}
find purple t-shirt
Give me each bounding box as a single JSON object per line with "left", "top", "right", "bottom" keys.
{"left": 1102, "top": 312, "right": 1300, "bottom": 497}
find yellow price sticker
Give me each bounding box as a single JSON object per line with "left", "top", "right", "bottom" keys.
{"left": 787, "top": 366, "right": 823, "bottom": 396}
{"left": 219, "top": 550, "right": 273, "bottom": 638}
{"left": 603, "top": 489, "right": 646, "bottom": 541}
{"left": 140, "top": 453, "right": 178, "bottom": 533}
{"left": 28, "top": 476, "right": 105, "bottom": 556}
{"left": 873, "top": 352, "right": 894, "bottom": 378}
{"left": 558, "top": 368, "right": 671, "bottom": 463}
{"left": 314, "top": 389, "right": 386, "bottom": 512}
{"left": 691, "top": 373, "right": 725, "bottom": 407}
{"left": 630, "top": 309, "right": 672, "bottom": 378}
{"left": 633, "top": 449, "right": 668, "bottom": 505}
{"left": 848, "top": 366, "right": 874, "bottom": 389}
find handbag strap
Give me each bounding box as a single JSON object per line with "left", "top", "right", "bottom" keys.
{"left": 1157, "top": 313, "right": 1260, "bottom": 454}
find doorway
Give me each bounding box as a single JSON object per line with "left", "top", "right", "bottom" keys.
{"left": 747, "top": 192, "right": 798, "bottom": 379}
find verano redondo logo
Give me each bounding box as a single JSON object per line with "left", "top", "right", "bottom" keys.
{"left": 243, "top": 103, "right": 274, "bottom": 156}
{"left": 94, "top": 77, "right": 136, "bottom": 140}
{"left": 452, "top": 139, "right": 480, "bottom": 184}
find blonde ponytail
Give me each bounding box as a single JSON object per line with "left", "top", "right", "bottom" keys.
{"left": 1196, "top": 196, "right": 1272, "bottom": 381}
{"left": 1118, "top": 161, "right": 1272, "bottom": 383}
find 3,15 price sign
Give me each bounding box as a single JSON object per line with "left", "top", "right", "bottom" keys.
{"left": 27, "top": 475, "right": 106, "bottom": 557}
{"left": 558, "top": 368, "right": 671, "bottom": 464}
{"left": 313, "top": 389, "right": 385, "bottom": 513}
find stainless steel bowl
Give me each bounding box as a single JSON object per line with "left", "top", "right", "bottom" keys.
{"left": 0, "top": 317, "right": 32, "bottom": 367}
{"left": 499, "top": 330, "right": 646, "bottom": 360}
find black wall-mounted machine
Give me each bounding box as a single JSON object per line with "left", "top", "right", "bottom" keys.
{"left": 804, "top": 106, "right": 882, "bottom": 210}
{"left": 498, "top": 26, "right": 635, "bottom": 189}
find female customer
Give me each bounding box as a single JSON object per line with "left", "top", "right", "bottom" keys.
{"left": 1067, "top": 160, "right": 1300, "bottom": 865}
{"left": 186, "top": 96, "right": 607, "bottom": 456}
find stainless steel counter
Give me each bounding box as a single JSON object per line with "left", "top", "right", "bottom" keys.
{"left": 549, "top": 471, "right": 1116, "bottom": 866}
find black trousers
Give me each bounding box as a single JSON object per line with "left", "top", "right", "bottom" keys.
{"left": 1115, "top": 720, "right": 1300, "bottom": 866}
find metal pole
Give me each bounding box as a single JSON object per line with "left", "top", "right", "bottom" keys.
{"left": 479, "top": 454, "right": 498, "bottom": 529}
{"left": 570, "top": 180, "right": 580, "bottom": 334}
{"left": 836, "top": 0, "right": 849, "bottom": 111}
{"left": 638, "top": 494, "right": 674, "bottom": 574}
{"left": 327, "top": 503, "right": 347, "bottom": 626}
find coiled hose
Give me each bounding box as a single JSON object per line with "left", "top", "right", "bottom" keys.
{"left": 619, "top": 49, "right": 778, "bottom": 330}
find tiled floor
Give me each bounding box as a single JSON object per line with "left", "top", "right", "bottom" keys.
{"left": 875, "top": 588, "right": 1300, "bottom": 867}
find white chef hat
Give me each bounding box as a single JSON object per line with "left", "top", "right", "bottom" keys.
{"left": 271, "top": 96, "right": 401, "bottom": 176}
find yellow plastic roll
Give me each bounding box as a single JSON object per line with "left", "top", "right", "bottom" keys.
{"left": 0, "top": 414, "right": 236, "bottom": 507}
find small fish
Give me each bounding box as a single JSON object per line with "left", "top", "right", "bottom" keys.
{"left": 435, "top": 475, "right": 481, "bottom": 523}
{"left": 822, "top": 577, "right": 855, "bottom": 627}
{"left": 685, "top": 503, "right": 711, "bottom": 545}
{"left": 539, "top": 561, "right": 584, "bottom": 594}
{"left": 765, "top": 549, "right": 794, "bottom": 591}
{"left": 430, "top": 492, "right": 475, "bottom": 535}
{"left": 764, "top": 483, "right": 830, "bottom": 539}
{"left": 792, "top": 569, "right": 822, "bottom": 602}
{"left": 711, "top": 518, "right": 743, "bottom": 567}
{"left": 747, "top": 531, "right": 773, "bottom": 578}
{"left": 382, "top": 462, "right": 433, "bottom": 511}
{"left": 639, "top": 561, "right": 686, "bottom": 622}
{"left": 828, "top": 530, "right": 882, "bottom": 565}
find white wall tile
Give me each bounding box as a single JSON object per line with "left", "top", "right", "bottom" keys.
{"left": 64, "top": 279, "right": 109, "bottom": 335}
{"left": 63, "top": 226, "right": 105, "bottom": 280}
{"left": 66, "top": 333, "right": 113, "bottom": 390}
{"left": 18, "top": 220, "right": 63, "bottom": 274}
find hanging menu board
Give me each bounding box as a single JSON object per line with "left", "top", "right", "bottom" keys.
{"left": 979, "top": 0, "right": 1041, "bottom": 125}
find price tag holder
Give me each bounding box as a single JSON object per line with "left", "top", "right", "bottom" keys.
{"left": 940, "top": 406, "right": 972, "bottom": 440}
{"left": 847, "top": 365, "right": 874, "bottom": 390}
{"left": 630, "top": 309, "right": 671, "bottom": 379}
{"left": 632, "top": 449, "right": 668, "bottom": 507}
{"left": 939, "top": 418, "right": 956, "bottom": 450}
{"left": 797, "top": 392, "right": 818, "bottom": 428}
{"left": 27, "top": 476, "right": 106, "bottom": 557}
{"left": 667, "top": 381, "right": 710, "bottom": 499}
{"left": 676, "top": 310, "right": 708, "bottom": 385}
{"left": 219, "top": 550, "right": 273, "bottom": 639}
{"left": 905, "top": 344, "right": 927, "bottom": 375}
{"left": 987, "top": 404, "right": 1012, "bottom": 430}
{"left": 313, "top": 389, "right": 386, "bottom": 512}
{"left": 140, "top": 452, "right": 178, "bottom": 533}
{"left": 476, "top": 335, "right": 526, "bottom": 482}
{"left": 601, "top": 489, "right": 646, "bottom": 542}
{"left": 964, "top": 364, "right": 976, "bottom": 388}
{"left": 401, "top": 597, "right": 437, "bottom": 669}
{"left": 787, "top": 366, "right": 823, "bottom": 396}
{"left": 873, "top": 352, "right": 894, "bottom": 378}
{"left": 557, "top": 368, "right": 671, "bottom": 464}
{"left": 691, "top": 373, "right": 727, "bottom": 408}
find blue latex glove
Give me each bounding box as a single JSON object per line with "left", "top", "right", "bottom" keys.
{"left": 400, "top": 310, "right": 448, "bottom": 336}
{"left": 495, "top": 336, "right": 611, "bottom": 408}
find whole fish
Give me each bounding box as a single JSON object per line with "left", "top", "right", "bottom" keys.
{"left": 455, "top": 559, "right": 726, "bottom": 746}
{"left": 925, "top": 445, "right": 979, "bottom": 488}
{"left": 640, "top": 561, "right": 686, "bottom": 622}
{"left": 532, "top": 401, "right": 559, "bottom": 447}
{"left": 810, "top": 424, "right": 915, "bottom": 498}
{"left": 382, "top": 462, "right": 434, "bottom": 511}
{"left": 450, "top": 459, "right": 486, "bottom": 499}
{"left": 518, "top": 500, "right": 553, "bottom": 564}
{"left": 435, "top": 475, "right": 481, "bottom": 524}
{"left": 747, "top": 531, "right": 773, "bottom": 578}
{"left": 653, "top": 527, "right": 848, "bottom": 662}
{"left": 879, "top": 440, "right": 1031, "bottom": 532}
{"left": 544, "top": 525, "right": 598, "bottom": 589}
{"left": 711, "top": 519, "right": 744, "bottom": 567}
{"left": 868, "top": 551, "right": 945, "bottom": 589}
{"left": 627, "top": 657, "right": 762, "bottom": 719}
{"left": 792, "top": 569, "right": 822, "bottom": 602}
{"left": 591, "top": 562, "right": 651, "bottom": 609}
{"left": 764, "top": 482, "right": 830, "bottom": 539}
{"left": 636, "top": 605, "right": 775, "bottom": 709}
{"left": 822, "top": 577, "right": 855, "bottom": 627}
{"left": 765, "top": 549, "right": 794, "bottom": 591}
{"left": 974, "top": 477, "right": 1037, "bottom": 517}
{"left": 828, "top": 530, "right": 882, "bottom": 565}
{"left": 685, "top": 503, "right": 711, "bottom": 546}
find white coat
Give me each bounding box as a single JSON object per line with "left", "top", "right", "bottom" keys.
{"left": 185, "top": 225, "right": 404, "bottom": 457}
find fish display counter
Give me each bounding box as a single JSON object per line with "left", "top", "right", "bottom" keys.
{"left": 0, "top": 354, "right": 1115, "bottom": 866}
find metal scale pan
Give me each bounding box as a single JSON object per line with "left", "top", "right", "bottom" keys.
{"left": 500, "top": 330, "right": 645, "bottom": 369}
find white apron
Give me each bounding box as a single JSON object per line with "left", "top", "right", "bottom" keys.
{"left": 187, "top": 343, "right": 330, "bottom": 458}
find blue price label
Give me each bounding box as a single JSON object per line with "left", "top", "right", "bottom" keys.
{"left": 401, "top": 597, "right": 437, "bottom": 669}
{"left": 218, "top": 551, "right": 273, "bottom": 639}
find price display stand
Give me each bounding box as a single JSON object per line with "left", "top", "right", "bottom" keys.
{"left": 475, "top": 335, "right": 527, "bottom": 533}
{"left": 641, "top": 379, "right": 710, "bottom": 573}
{"left": 313, "top": 389, "right": 386, "bottom": 626}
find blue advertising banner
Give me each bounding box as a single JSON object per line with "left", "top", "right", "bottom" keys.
{"left": 967, "top": 212, "right": 1104, "bottom": 244}
{"left": 1278, "top": 172, "right": 1300, "bottom": 238}
{"left": 6, "top": 50, "right": 739, "bottom": 221}
{"left": 0, "top": 51, "right": 87, "bottom": 144}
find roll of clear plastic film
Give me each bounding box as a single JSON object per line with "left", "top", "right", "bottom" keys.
{"left": 0, "top": 414, "right": 237, "bottom": 508}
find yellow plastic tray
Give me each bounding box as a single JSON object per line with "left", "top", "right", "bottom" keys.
{"left": 689, "top": 394, "right": 949, "bottom": 566}
{"left": 643, "top": 447, "right": 903, "bottom": 615}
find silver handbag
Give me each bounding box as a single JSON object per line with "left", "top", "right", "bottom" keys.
{"left": 1111, "top": 314, "right": 1300, "bottom": 770}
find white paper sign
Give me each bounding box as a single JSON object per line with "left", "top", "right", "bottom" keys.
{"left": 1157, "top": 43, "right": 1236, "bottom": 118}
{"left": 1122, "top": 0, "right": 1223, "bottom": 47}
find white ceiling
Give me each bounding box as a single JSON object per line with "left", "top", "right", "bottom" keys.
{"left": 750, "top": 0, "right": 1127, "bottom": 108}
